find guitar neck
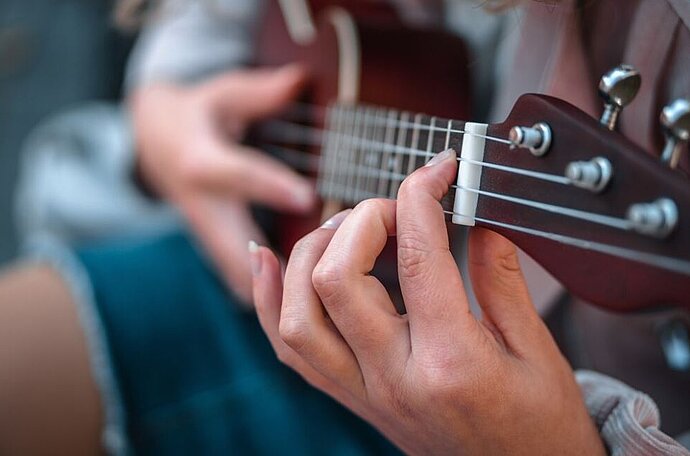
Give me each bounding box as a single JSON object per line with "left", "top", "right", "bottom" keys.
{"left": 312, "top": 96, "right": 690, "bottom": 311}
{"left": 316, "top": 102, "right": 483, "bottom": 215}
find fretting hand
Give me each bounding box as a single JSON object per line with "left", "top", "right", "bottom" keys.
{"left": 131, "top": 64, "right": 314, "bottom": 304}
{"left": 251, "top": 149, "right": 605, "bottom": 455}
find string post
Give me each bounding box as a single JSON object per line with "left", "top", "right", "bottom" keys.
{"left": 509, "top": 122, "right": 551, "bottom": 156}
{"left": 626, "top": 198, "right": 678, "bottom": 239}
{"left": 659, "top": 98, "right": 690, "bottom": 169}
{"left": 598, "top": 64, "right": 641, "bottom": 131}
{"left": 565, "top": 156, "right": 613, "bottom": 193}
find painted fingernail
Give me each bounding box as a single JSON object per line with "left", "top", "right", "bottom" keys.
{"left": 321, "top": 209, "right": 352, "bottom": 230}
{"left": 248, "top": 240, "right": 262, "bottom": 275}
{"left": 425, "top": 148, "right": 456, "bottom": 167}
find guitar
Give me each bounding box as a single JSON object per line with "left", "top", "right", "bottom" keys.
{"left": 253, "top": 0, "right": 690, "bottom": 312}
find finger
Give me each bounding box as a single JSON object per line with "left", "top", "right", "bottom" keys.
{"left": 280, "top": 210, "right": 367, "bottom": 397}
{"left": 203, "top": 64, "right": 308, "bottom": 121}
{"left": 181, "top": 196, "right": 265, "bottom": 305}
{"left": 396, "top": 149, "right": 474, "bottom": 356}
{"left": 251, "top": 244, "right": 349, "bottom": 397}
{"left": 468, "top": 228, "right": 545, "bottom": 353}
{"left": 313, "top": 199, "right": 409, "bottom": 371}
{"left": 187, "top": 142, "right": 315, "bottom": 213}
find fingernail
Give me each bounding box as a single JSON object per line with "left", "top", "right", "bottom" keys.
{"left": 425, "top": 148, "right": 456, "bottom": 167}
{"left": 292, "top": 185, "right": 315, "bottom": 211}
{"left": 321, "top": 209, "right": 352, "bottom": 230}
{"left": 248, "top": 240, "right": 262, "bottom": 275}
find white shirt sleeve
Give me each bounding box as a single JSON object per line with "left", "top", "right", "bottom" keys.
{"left": 576, "top": 370, "right": 690, "bottom": 455}
{"left": 125, "top": 0, "right": 265, "bottom": 90}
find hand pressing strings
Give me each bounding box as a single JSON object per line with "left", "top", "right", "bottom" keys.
{"left": 251, "top": 149, "right": 605, "bottom": 455}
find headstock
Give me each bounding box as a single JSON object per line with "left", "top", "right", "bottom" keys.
{"left": 472, "top": 66, "right": 690, "bottom": 312}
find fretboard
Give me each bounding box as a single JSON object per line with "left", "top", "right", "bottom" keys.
{"left": 316, "top": 103, "right": 469, "bottom": 206}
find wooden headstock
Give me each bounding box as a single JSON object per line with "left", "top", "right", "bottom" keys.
{"left": 475, "top": 94, "right": 690, "bottom": 311}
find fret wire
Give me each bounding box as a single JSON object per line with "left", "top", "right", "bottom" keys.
{"left": 367, "top": 108, "right": 382, "bottom": 201}
{"left": 425, "top": 116, "right": 436, "bottom": 165}
{"left": 377, "top": 110, "right": 397, "bottom": 198}
{"left": 390, "top": 112, "right": 410, "bottom": 198}
{"left": 444, "top": 119, "right": 452, "bottom": 150}
{"left": 408, "top": 114, "right": 422, "bottom": 178}
{"left": 359, "top": 108, "right": 372, "bottom": 201}
{"left": 318, "top": 106, "right": 336, "bottom": 198}
{"left": 344, "top": 107, "right": 359, "bottom": 203}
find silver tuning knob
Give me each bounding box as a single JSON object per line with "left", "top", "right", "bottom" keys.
{"left": 565, "top": 157, "right": 613, "bottom": 193}
{"left": 598, "top": 65, "right": 641, "bottom": 131}
{"left": 660, "top": 98, "right": 690, "bottom": 169}
{"left": 509, "top": 122, "right": 552, "bottom": 156}
{"left": 626, "top": 198, "right": 678, "bottom": 239}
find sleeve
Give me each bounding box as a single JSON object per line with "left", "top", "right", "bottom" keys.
{"left": 576, "top": 370, "right": 690, "bottom": 455}
{"left": 125, "top": 0, "right": 265, "bottom": 90}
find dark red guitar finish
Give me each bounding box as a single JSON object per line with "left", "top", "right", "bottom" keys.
{"left": 254, "top": 1, "right": 470, "bottom": 251}
{"left": 484, "top": 95, "right": 690, "bottom": 311}
{"left": 252, "top": 1, "right": 690, "bottom": 313}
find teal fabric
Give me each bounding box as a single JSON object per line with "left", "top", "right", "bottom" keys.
{"left": 76, "top": 231, "right": 399, "bottom": 455}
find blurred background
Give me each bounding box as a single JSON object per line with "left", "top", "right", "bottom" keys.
{"left": 0, "top": 0, "right": 133, "bottom": 262}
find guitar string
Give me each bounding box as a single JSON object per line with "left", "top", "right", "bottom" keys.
{"left": 260, "top": 108, "right": 690, "bottom": 276}
{"left": 262, "top": 141, "right": 633, "bottom": 231}
{"left": 260, "top": 121, "right": 571, "bottom": 185}
{"left": 310, "top": 178, "right": 690, "bottom": 275}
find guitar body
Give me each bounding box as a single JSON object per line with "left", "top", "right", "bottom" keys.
{"left": 254, "top": 0, "right": 471, "bottom": 252}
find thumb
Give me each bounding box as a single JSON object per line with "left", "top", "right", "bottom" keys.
{"left": 468, "top": 228, "right": 544, "bottom": 351}
{"left": 203, "top": 64, "right": 308, "bottom": 121}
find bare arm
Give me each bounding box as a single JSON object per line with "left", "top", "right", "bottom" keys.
{"left": 0, "top": 264, "right": 101, "bottom": 455}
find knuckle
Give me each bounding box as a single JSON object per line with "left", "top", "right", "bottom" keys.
{"left": 495, "top": 249, "right": 522, "bottom": 274}
{"left": 311, "top": 261, "right": 346, "bottom": 302}
{"left": 278, "top": 315, "right": 311, "bottom": 353}
{"left": 397, "top": 232, "right": 432, "bottom": 280}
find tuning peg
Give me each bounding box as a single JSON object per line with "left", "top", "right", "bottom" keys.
{"left": 598, "top": 65, "right": 641, "bottom": 131}
{"left": 660, "top": 98, "right": 690, "bottom": 169}
{"left": 509, "top": 122, "right": 552, "bottom": 156}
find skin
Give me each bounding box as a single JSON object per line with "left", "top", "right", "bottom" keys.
{"left": 0, "top": 265, "right": 101, "bottom": 455}
{"left": 0, "top": 65, "right": 316, "bottom": 454}
{"left": 131, "top": 64, "right": 315, "bottom": 303}
{"left": 251, "top": 150, "right": 606, "bottom": 455}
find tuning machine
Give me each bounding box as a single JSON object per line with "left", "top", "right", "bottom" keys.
{"left": 598, "top": 65, "right": 641, "bottom": 131}
{"left": 509, "top": 122, "right": 552, "bottom": 156}
{"left": 660, "top": 98, "right": 690, "bottom": 169}
{"left": 626, "top": 198, "right": 678, "bottom": 239}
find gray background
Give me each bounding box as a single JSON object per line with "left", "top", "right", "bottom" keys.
{"left": 0, "top": 0, "right": 132, "bottom": 263}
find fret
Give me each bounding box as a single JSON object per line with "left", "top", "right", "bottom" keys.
{"left": 407, "top": 113, "right": 422, "bottom": 178}
{"left": 318, "top": 105, "right": 339, "bottom": 199}
{"left": 354, "top": 108, "right": 373, "bottom": 203}
{"left": 425, "top": 116, "right": 436, "bottom": 164}
{"left": 377, "top": 109, "right": 398, "bottom": 198}
{"left": 365, "top": 108, "right": 385, "bottom": 200}
{"left": 444, "top": 119, "right": 452, "bottom": 150}
{"left": 389, "top": 111, "right": 409, "bottom": 198}
{"left": 344, "top": 106, "right": 360, "bottom": 203}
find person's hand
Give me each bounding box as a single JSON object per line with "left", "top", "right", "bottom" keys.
{"left": 130, "top": 64, "right": 314, "bottom": 303}
{"left": 251, "top": 150, "right": 605, "bottom": 455}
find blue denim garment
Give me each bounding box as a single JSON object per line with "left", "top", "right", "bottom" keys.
{"left": 76, "top": 231, "right": 399, "bottom": 455}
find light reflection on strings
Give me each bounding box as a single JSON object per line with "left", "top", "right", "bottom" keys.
{"left": 257, "top": 105, "right": 690, "bottom": 277}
